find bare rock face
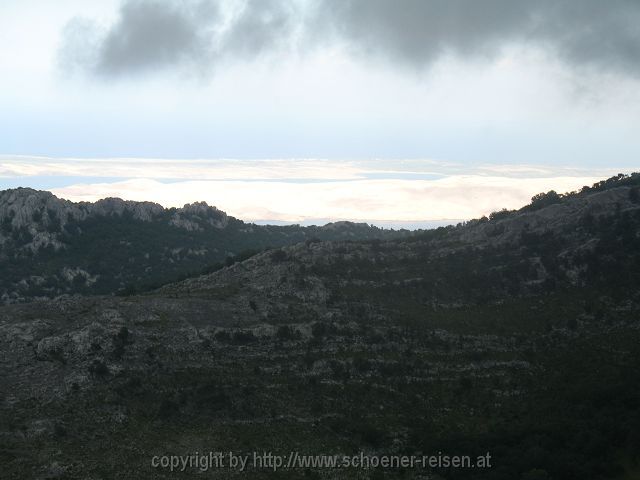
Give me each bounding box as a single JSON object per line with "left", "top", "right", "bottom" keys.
{"left": 87, "top": 198, "right": 164, "bottom": 222}
{"left": 0, "top": 189, "right": 228, "bottom": 236}
{"left": 0, "top": 188, "right": 85, "bottom": 231}
{"left": 169, "top": 201, "right": 229, "bottom": 231}
{"left": 0, "top": 190, "right": 230, "bottom": 254}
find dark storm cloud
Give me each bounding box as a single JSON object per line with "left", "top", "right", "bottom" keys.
{"left": 60, "top": 0, "right": 640, "bottom": 77}
{"left": 533, "top": 0, "right": 640, "bottom": 75}
{"left": 318, "top": 0, "right": 640, "bottom": 76}
{"left": 59, "top": 0, "right": 297, "bottom": 76}
{"left": 314, "top": 0, "right": 531, "bottom": 64}
{"left": 96, "top": 0, "right": 217, "bottom": 74}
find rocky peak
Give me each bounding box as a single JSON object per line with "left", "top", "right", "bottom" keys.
{"left": 87, "top": 197, "right": 164, "bottom": 222}
{"left": 0, "top": 188, "right": 85, "bottom": 231}
{"left": 0, "top": 189, "right": 230, "bottom": 232}
{"left": 0, "top": 188, "right": 234, "bottom": 260}
{"left": 169, "top": 201, "right": 229, "bottom": 231}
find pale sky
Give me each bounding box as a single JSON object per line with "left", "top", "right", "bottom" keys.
{"left": 1, "top": 1, "right": 639, "bottom": 225}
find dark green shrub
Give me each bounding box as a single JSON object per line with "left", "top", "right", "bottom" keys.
{"left": 88, "top": 359, "right": 108, "bottom": 376}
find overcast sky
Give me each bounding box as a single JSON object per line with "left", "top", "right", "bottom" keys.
{"left": 1, "top": 0, "right": 639, "bottom": 225}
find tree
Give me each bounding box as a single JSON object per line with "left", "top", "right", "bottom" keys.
{"left": 489, "top": 208, "right": 512, "bottom": 221}
{"left": 529, "top": 190, "right": 561, "bottom": 210}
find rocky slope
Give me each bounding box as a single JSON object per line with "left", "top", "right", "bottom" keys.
{"left": 0, "top": 188, "right": 411, "bottom": 304}
{"left": 1, "top": 174, "right": 640, "bottom": 479}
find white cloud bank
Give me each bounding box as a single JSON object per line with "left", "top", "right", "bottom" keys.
{"left": 0, "top": 156, "right": 627, "bottom": 226}
{"left": 47, "top": 175, "right": 603, "bottom": 225}
{"left": 0, "top": 157, "right": 363, "bottom": 180}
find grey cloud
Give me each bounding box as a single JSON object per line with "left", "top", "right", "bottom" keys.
{"left": 96, "top": 0, "right": 217, "bottom": 75}
{"left": 314, "top": 0, "right": 531, "bottom": 65}
{"left": 222, "top": 0, "right": 298, "bottom": 58}
{"left": 319, "top": 0, "right": 640, "bottom": 76}
{"left": 532, "top": 1, "right": 640, "bottom": 75}
{"left": 59, "top": 0, "right": 640, "bottom": 78}
{"left": 60, "top": 0, "right": 296, "bottom": 77}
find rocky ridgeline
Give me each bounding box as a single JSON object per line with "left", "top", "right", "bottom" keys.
{"left": 0, "top": 188, "right": 227, "bottom": 237}
{"left": 0, "top": 188, "right": 235, "bottom": 262}
{"left": 161, "top": 183, "right": 640, "bottom": 307}
{"left": 0, "top": 188, "right": 410, "bottom": 304}
{"left": 457, "top": 186, "right": 639, "bottom": 247}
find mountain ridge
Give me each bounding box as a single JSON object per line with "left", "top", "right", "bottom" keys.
{"left": 0, "top": 187, "right": 413, "bottom": 304}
